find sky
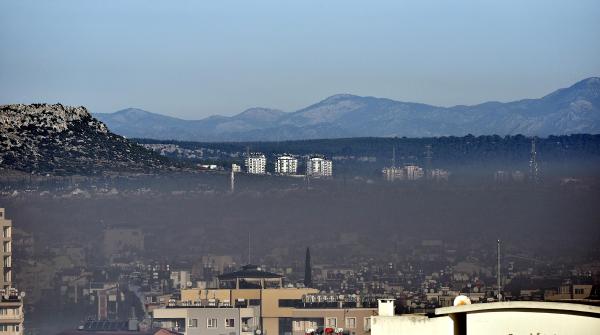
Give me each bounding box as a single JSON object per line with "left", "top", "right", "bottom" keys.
{"left": 1, "top": 0, "right": 599, "bottom": 119}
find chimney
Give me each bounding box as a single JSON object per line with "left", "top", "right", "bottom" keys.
{"left": 378, "top": 299, "right": 395, "bottom": 316}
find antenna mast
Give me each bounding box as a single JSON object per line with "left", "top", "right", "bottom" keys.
{"left": 425, "top": 144, "right": 433, "bottom": 178}
{"left": 529, "top": 137, "right": 539, "bottom": 183}
{"left": 497, "top": 239, "right": 502, "bottom": 301}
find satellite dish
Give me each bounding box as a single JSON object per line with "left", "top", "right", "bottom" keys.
{"left": 19, "top": 291, "right": 26, "bottom": 298}
{"left": 255, "top": 330, "right": 262, "bottom": 335}
{"left": 453, "top": 295, "right": 471, "bottom": 306}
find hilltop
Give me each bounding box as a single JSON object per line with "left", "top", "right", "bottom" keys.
{"left": 0, "top": 103, "right": 170, "bottom": 175}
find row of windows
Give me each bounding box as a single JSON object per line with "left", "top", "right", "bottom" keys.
{"left": 188, "top": 317, "right": 235, "bottom": 328}
{"left": 0, "top": 324, "right": 20, "bottom": 331}
{"left": 0, "top": 307, "right": 20, "bottom": 315}
{"left": 292, "top": 317, "right": 371, "bottom": 331}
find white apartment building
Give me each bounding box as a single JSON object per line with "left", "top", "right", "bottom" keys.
{"left": 382, "top": 165, "right": 424, "bottom": 181}
{"left": 382, "top": 167, "right": 405, "bottom": 182}
{"left": 275, "top": 155, "right": 298, "bottom": 175}
{"left": 0, "top": 209, "right": 24, "bottom": 335}
{"left": 404, "top": 165, "right": 424, "bottom": 180}
{"left": 306, "top": 157, "right": 333, "bottom": 177}
{"left": 245, "top": 153, "right": 266, "bottom": 174}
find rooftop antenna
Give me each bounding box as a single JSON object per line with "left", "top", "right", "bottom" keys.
{"left": 425, "top": 144, "right": 433, "bottom": 178}
{"left": 497, "top": 239, "right": 502, "bottom": 301}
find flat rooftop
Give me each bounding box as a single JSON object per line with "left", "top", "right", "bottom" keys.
{"left": 435, "top": 301, "right": 600, "bottom": 316}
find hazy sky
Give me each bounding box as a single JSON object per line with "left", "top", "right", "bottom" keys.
{"left": 1, "top": 1, "right": 599, "bottom": 119}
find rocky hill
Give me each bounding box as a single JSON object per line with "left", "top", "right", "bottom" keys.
{"left": 95, "top": 77, "right": 600, "bottom": 141}
{"left": 0, "top": 103, "right": 170, "bottom": 175}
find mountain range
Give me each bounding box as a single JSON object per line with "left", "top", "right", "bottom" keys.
{"left": 95, "top": 77, "right": 598, "bottom": 141}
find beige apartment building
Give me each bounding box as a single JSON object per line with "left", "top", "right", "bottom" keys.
{"left": 181, "top": 265, "right": 319, "bottom": 335}
{"left": 0, "top": 208, "right": 24, "bottom": 335}
{"left": 179, "top": 265, "right": 377, "bottom": 335}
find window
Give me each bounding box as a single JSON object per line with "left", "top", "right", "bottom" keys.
{"left": 225, "top": 318, "right": 235, "bottom": 328}
{"left": 189, "top": 318, "right": 198, "bottom": 328}
{"left": 575, "top": 288, "right": 584, "bottom": 295}
{"left": 345, "top": 317, "right": 356, "bottom": 329}
{"left": 278, "top": 299, "right": 301, "bottom": 307}
{"left": 326, "top": 317, "right": 337, "bottom": 327}
{"left": 364, "top": 317, "right": 371, "bottom": 331}
{"left": 207, "top": 318, "right": 218, "bottom": 328}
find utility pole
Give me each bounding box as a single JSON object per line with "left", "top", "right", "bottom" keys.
{"left": 425, "top": 144, "right": 433, "bottom": 179}
{"left": 529, "top": 137, "right": 539, "bottom": 183}
{"left": 230, "top": 168, "right": 235, "bottom": 193}
{"left": 497, "top": 239, "right": 502, "bottom": 301}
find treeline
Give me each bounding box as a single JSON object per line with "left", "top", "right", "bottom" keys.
{"left": 136, "top": 134, "right": 600, "bottom": 169}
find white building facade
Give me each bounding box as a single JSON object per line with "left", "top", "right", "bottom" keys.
{"left": 371, "top": 300, "right": 600, "bottom": 335}
{"left": 275, "top": 155, "right": 298, "bottom": 175}
{"left": 306, "top": 157, "right": 333, "bottom": 177}
{"left": 245, "top": 154, "right": 266, "bottom": 174}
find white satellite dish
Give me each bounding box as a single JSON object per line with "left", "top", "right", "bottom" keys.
{"left": 453, "top": 295, "right": 471, "bottom": 306}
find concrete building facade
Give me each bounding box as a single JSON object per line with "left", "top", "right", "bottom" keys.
{"left": 275, "top": 156, "right": 298, "bottom": 175}
{"left": 245, "top": 154, "right": 267, "bottom": 175}
{"left": 306, "top": 157, "right": 332, "bottom": 177}
{"left": 153, "top": 306, "right": 256, "bottom": 335}
{"left": 290, "top": 308, "right": 376, "bottom": 335}
{"left": 0, "top": 209, "right": 24, "bottom": 335}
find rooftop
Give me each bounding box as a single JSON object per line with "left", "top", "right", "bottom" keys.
{"left": 435, "top": 301, "right": 600, "bottom": 316}
{"left": 218, "top": 264, "right": 283, "bottom": 281}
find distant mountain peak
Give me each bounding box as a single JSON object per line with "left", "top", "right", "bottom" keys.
{"left": 320, "top": 94, "right": 361, "bottom": 103}
{"left": 94, "top": 77, "right": 600, "bottom": 141}
{"left": 570, "top": 77, "right": 600, "bottom": 89}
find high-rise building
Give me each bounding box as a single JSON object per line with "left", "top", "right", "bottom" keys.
{"left": 1, "top": 209, "right": 12, "bottom": 290}
{"left": 275, "top": 155, "right": 298, "bottom": 175}
{"left": 306, "top": 157, "right": 332, "bottom": 177}
{"left": 0, "top": 208, "right": 24, "bottom": 335}
{"left": 245, "top": 153, "right": 266, "bottom": 175}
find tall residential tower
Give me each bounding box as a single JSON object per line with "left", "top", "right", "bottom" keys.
{"left": 0, "top": 208, "right": 24, "bottom": 335}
